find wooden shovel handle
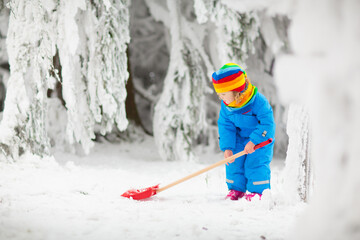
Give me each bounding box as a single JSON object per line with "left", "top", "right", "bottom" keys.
{"left": 156, "top": 138, "right": 273, "bottom": 193}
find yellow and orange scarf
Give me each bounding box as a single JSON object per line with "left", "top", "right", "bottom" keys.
{"left": 225, "top": 82, "right": 257, "bottom": 108}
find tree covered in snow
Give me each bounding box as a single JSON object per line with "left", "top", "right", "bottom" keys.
{"left": 280, "top": 104, "right": 312, "bottom": 203}
{"left": 150, "top": 0, "right": 210, "bottom": 162}
{"left": 0, "top": 0, "right": 131, "bottom": 161}
{"left": 0, "top": 0, "right": 56, "bottom": 159}
{"left": 194, "top": 0, "right": 260, "bottom": 65}
{"left": 55, "top": 0, "right": 130, "bottom": 154}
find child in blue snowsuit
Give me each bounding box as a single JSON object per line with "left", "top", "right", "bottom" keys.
{"left": 212, "top": 63, "right": 275, "bottom": 201}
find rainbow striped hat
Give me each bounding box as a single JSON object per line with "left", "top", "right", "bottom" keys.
{"left": 212, "top": 63, "right": 247, "bottom": 93}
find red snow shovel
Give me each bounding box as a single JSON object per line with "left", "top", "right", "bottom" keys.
{"left": 121, "top": 138, "right": 273, "bottom": 200}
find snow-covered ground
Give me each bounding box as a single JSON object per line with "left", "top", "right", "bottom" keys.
{"left": 0, "top": 136, "right": 305, "bottom": 240}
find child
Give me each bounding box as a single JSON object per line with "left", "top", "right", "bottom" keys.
{"left": 212, "top": 63, "right": 275, "bottom": 201}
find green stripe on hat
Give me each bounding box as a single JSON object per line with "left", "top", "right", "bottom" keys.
{"left": 220, "top": 63, "right": 240, "bottom": 69}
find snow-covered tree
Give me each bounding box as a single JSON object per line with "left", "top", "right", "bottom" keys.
{"left": 150, "top": 0, "right": 210, "bottom": 161}
{"left": 280, "top": 104, "right": 312, "bottom": 203}
{"left": 0, "top": 0, "right": 131, "bottom": 160}
{"left": 194, "top": 0, "right": 260, "bottom": 66}
{"left": 0, "top": 0, "right": 57, "bottom": 160}
{"left": 55, "top": 0, "right": 130, "bottom": 153}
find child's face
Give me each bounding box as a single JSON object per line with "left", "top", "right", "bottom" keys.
{"left": 218, "top": 91, "right": 236, "bottom": 104}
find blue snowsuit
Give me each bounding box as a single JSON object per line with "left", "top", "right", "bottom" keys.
{"left": 218, "top": 92, "right": 275, "bottom": 194}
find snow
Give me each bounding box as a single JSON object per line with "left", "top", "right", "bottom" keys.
{"left": 279, "top": 104, "right": 311, "bottom": 203}
{"left": 0, "top": 136, "right": 304, "bottom": 240}
{"left": 274, "top": 0, "right": 360, "bottom": 239}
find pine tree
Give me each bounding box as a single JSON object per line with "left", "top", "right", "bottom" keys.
{"left": 85, "top": 0, "right": 130, "bottom": 135}
{"left": 0, "top": 0, "right": 56, "bottom": 160}
{"left": 194, "top": 0, "right": 259, "bottom": 65}
{"left": 0, "top": 0, "right": 131, "bottom": 160}
{"left": 55, "top": 0, "right": 130, "bottom": 153}
{"left": 153, "top": 0, "right": 209, "bottom": 161}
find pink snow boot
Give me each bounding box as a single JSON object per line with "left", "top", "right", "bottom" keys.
{"left": 245, "top": 192, "right": 262, "bottom": 201}
{"left": 225, "top": 190, "right": 245, "bottom": 200}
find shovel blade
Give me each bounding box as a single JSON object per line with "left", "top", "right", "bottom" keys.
{"left": 121, "top": 184, "right": 159, "bottom": 200}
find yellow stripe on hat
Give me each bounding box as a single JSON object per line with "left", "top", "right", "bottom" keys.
{"left": 214, "top": 81, "right": 244, "bottom": 93}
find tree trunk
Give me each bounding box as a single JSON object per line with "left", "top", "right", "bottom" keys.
{"left": 125, "top": 49, "right": 142, "bottom": 126}
{"left": 0, "top": 79, "right": 5, "bottom": 112}
{"left": 47, "top": 49, "right": 65, "bottom": 106}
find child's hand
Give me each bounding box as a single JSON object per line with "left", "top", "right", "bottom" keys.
{"left": 244, "top": 141, "right": 255, "bottom": 154}
{"left": 224, "top": 150, "right": 234, "bottom": 165}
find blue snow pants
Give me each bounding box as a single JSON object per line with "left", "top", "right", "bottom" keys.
{"left": 225, "top": 140, "right": 274, "bottom": 193}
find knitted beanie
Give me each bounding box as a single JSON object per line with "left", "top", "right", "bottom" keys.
{"left": 212, "top": 63, "right": 247, "bottom": 93}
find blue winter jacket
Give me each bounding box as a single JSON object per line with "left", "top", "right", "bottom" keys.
{"left": 218, "top": 92, "right": 275, "bottom": 152}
